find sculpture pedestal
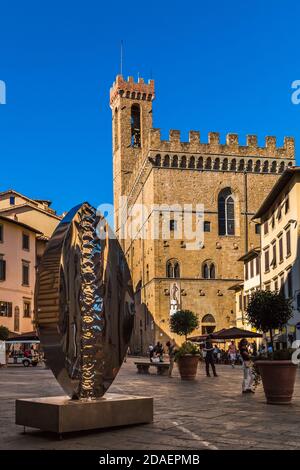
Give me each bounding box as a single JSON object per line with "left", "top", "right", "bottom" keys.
{"left": 16, "top": 394, "right": 153, "bottom": 434}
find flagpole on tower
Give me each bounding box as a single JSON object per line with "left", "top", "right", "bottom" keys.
{"left": 120, "top": 40, "right": 123, "bottom": 76}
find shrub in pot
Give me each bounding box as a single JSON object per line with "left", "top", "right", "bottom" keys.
{"left": 169, "top": 310, "right": 199, "bottom": 380}
{"left": 246, "top": 290, "right": 296, "bottom": 404}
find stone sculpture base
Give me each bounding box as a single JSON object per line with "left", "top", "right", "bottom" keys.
{"left": 16, "top": 393, "right": 153, "bottom": 434}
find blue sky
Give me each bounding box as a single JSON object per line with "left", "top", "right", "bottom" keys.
{"left": 0, "top": 0, "right": 299, "bottom": 214}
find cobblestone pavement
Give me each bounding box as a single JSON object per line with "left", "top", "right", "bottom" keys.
{"left": 1, "top": 358, "right": 300, "bottom": 450}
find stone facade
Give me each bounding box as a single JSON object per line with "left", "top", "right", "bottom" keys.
{"left": 110, "top": 75, "right": 295, "bottom": 353}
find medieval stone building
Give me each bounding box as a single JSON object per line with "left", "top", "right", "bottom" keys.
{"left": 110, "top": 75, "right": 295, "bottom": 353}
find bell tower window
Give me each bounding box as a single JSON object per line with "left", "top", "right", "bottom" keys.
{"left": 131, "top": 104, "right": 141, "bottom": 148}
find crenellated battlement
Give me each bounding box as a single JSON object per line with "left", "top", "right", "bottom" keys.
{"left": 110, "top": 74, "right": 155, "bottom": 106}
{"left": 149, "top": 129, "right": 295, "bottom": 159}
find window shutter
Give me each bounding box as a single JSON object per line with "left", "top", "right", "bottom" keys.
{"left": 8, "top": 302, "right": 12, "bottom": 317}
{"left": 0, "top": 259, "right": 6, "bottom": 281}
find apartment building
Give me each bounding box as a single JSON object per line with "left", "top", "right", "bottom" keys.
{"left": 0, "top": 215, "right": 41, "bottom": 333}
{"left": 231, "top": 248, "right": 261, "bottom": 330}
{"left": 0, "top": 190, "right": 62, "bottom": 334}
{"left": 253, "top": 167, "right": 300, "bottom": 341}
{"left": 0, "top": 189, "right": 61, "bottom": 237}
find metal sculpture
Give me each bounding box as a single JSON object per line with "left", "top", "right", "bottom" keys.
{"left": 35, "top": 202, "right": 135, "bottom": 400}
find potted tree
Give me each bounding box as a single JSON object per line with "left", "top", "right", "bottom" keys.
{"left": 246, "top": 290, "right": 296, "bottom": 404}
{"left": 169, "top": 310, "right": 199, "bottom": 380}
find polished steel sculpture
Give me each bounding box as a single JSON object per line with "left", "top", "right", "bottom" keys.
{"left": 35, "top": 202, "right": 135, "bottom": 400}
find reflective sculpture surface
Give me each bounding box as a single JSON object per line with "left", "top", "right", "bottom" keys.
{"left": 35, "top": 202, "right": 135, "bottom": 399}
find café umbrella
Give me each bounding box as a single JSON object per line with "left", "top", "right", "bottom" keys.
{"left": 189, "top": 327, "right": 262, "bottom": 342}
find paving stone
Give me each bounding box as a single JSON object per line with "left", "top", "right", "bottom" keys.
{"left": 0, "top": 359, "right": 300, "bottom": 450}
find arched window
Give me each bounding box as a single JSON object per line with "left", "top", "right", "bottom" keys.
{"left": 218, "top": 188, "right": 235, "bottom": 236}
{"left": 166, "top": 259, "right": 180, "bottom": 278}
{"left": 279, "top": 162, "right": 285, "bottom": 173}
{"left": 189, "top": 156, "right": 195, "bottom": 169}
{"left": 222, "top": 158, "right": 228, "bottom": 171}
{"left": 172, "top": 155, "right": 178, "bottom": 167}
{"left": 238, "top": 159, "right": 245, "bottom": 171}
{"left": 180, "top": 156, "right": 187, "bottom": 168}
{"left": 155, "top": 154, "right": 161, "bottom": 166}
{"left": 197, "top": 157, "right": 203, "bottom": 169}
{"left": 213, "top": 158, "right": 220, "bottom": 170}
{"left": 203, "top": 263, "right": 209, "bottom": 279}
{"left": 254, "top": 160, "right": 261, "bottom": 172}
{"left": 201, "top": 314, "right": 216, "bottom": 335}
{"left": 230, "top": 159, "right": 237, "bottom": 171}
{"left": 131, "top": 104, "right": 141, "bottom": 148}
{"left": 163, "top": 155, "right": 170, "bottom": 167}
{"left": 202, "top": 260, "right": 216, "bottom": 279}
{"left": 271, "top": 161, "right": 277, "bottom": 173}
{"left": 247, "top": 159, "right": 253, "bottom": 172}
{"left": 263, "top": 161, "right": 269, "bottom": 173}
{"left": 114, "top": 107, "right": 119, "bottom": 151}
{"left": 205, "top": 157, "right": 212, "bottom": 170}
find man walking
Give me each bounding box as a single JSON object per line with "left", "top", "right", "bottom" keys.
{"left": 204, "top": 334, "right": 218, "bottom": 377}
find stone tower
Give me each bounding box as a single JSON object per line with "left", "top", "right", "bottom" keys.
{"left": 110, "top": 75, "right": 295, "bottom": 353}
{"left": 110, "top": 75, "right": 155, "bottom": 236}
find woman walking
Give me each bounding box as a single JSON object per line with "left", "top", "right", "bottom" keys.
{"left": 239, "top": 338, "right": 254, "bottom": 394}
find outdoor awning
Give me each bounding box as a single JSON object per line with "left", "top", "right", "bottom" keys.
{"left": 212, "top": 327, "right": 262, "bottom": 340}
{"left": 6, "top": 331, "right": 39, "bottom": 342}
{"left": 189, "top": 327, "right": 262, "bottom": 342}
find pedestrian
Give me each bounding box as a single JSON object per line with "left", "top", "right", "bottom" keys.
{"left": 228, "top": 341, "right": 237, "bottom": 368}
{"left": 259, "top": 344, "right": 267, "bottom": 356}
{"left": 166, "top": 339, "right": 176, "bottom": 377}
{"left": 204, "top": 334, "right": 218, "bottom": 377}
{"left": 153, "top": 341, "right": 164, "bottom": 362}
{"left": 213, "top": 344, "right": 219, "bottom": 363}
{"left": 239, "top": 338, "right": 254, "bottom": 394}
{"left": 149, "top": 344, "right": 154, "bottom": 362}
{"left": 151, "top": 352, "right": 160, "bottom": 363}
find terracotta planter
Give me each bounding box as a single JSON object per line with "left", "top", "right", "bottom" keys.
{"left": 177, "top": 355, "right": 199, "bottom": 380}
{"left": 257, "top": 360, "right": 297, "bottom": 405}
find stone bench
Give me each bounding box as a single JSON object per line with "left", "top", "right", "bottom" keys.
{"left": 134, "top": 362, "right": 170, "bottom": 376}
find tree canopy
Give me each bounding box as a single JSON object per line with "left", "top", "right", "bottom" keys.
{"left": 169, "top": 310, "right": 199, "bottom": 341}
{"left": 246, "top": 290, "right": 293, "bottom": 347}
